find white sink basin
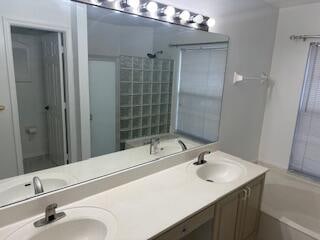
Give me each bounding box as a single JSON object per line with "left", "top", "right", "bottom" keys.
{"left": 196, "top": 160, "right": 245, "bottom": 183}
{"left": 5, "top": 207, "right": 117, "bottom": 240}
{"left": 0, "top": 173, "right": 77, "bottom": 206}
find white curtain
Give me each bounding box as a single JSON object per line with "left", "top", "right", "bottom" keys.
{"left": 176, "top": 44, "right": 227, "bottom": 142}
{"left": 289, "top": 43, "right": 320, "bottom": 179}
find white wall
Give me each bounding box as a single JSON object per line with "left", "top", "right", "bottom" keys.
{"left": 87, "top": 20, "right": 154, "bottom": 57}
{"left": 12, "top": 32, "right": 48, "bottom": 159}
{"left": 158, "top": 0, "right": 279, "bottom": 161}
{"left": 259, "top": 3, "right": 320, "bottom": 169}
{"left": 216, "top": 9, "right": 279, "bottom": 161}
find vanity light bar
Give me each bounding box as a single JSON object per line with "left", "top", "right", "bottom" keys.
{"left": 72, "top": 0, "right": 216, "bottom": 32}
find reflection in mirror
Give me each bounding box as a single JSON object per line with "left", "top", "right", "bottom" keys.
{"left": 0, "top": 0, "right": 228, "bottom": 207}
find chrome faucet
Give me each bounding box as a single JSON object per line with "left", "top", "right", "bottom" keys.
{"left": 177, "top": 139, "right": 187, "bottom": 151}
{"left": 34, "top": 203, "right": 66, "bottom": 227}
{"left": 194, "top": 151, "right": 211, "bottom": 165}
{"left": 33, "top": 176, "right": 44, "bottom": 195}
{"left": 150, "top": 137, "right": 160, "bottom": 154}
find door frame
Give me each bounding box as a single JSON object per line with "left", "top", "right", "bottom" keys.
{"left": 88, "top": 55, "right": 120, "bottom": 152}
{"left": 3, "top": 17, "right": 77, "bottom": 173}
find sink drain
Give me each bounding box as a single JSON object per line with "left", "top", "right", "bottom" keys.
{"left": 206, "top": 179, "right": 215, "bottom": 183}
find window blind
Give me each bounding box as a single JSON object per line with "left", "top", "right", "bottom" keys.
{"left": 176, "top": 45, "right": 227, "bottom": 142}
{"left": 289, "top": 43, "right": 320, "bottom": 179}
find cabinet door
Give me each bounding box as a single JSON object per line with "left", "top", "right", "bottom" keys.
{"left": 239, "top": 176, "right": 265, "bottom": 240}
{"left": 213, "top": 189, "right": 243, "bottom": 240}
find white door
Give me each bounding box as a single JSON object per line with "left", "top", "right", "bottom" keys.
{"left": 41, "top": 33, "right": 67, "bottom": 166}
{"left": 0, "top": 22, "right": 21, "bottom": 179}
{"left": 89, "top": 60, "right": 116, "bottom": 157}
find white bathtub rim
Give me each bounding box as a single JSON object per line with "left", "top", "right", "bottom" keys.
{"left": 261, "top": 208, "right": 320, "bottom": 240}
{"left": 280, "top": 216, "right": 320, "bottom": 240}
{"left": 260, "top": 162, "right": 320, "bottom": 240}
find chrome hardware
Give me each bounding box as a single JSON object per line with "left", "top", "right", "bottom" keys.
{"left": 0, "top": 105, "right": 5, "bottom": 111}
{"left": 246, "top": 186, "right": 251, "bottom": 198}
{"left": 241, "top": 188, "right": 248, "bottom": 200}
{"left": 33, "top": 176, "right": 44, "bottom": 195}
{"left": 194, "top": 151, "right": 211, "bottom": 165}
{"left": 177, "top": 139, "right": 187, "bottom": 151}
{"left": 34, "top": 203, "right": 66, "bottom": 227}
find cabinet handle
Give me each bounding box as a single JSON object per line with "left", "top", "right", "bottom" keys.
{"left": 0, "top": 105, "right": 5, "bottom": 111}
{"left": 241, "top": 188, "right": 248, "bottom": 200}
{"left": 246, "top": 186, "right": 252, "bottom": 198}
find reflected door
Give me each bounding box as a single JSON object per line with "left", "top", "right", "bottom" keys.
{"left": 41, "top": 33, "right": 68, "bottom": 166}
{"left": 89, "top": 60, "right": 116, "bottom": 157}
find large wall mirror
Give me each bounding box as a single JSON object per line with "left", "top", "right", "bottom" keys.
{"left": 0, "top": 0, "right": 229, "bottom": 207}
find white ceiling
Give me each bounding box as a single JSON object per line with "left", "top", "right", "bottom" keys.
{"left": 264, "top": 0, "right": 320, "bottom": 7}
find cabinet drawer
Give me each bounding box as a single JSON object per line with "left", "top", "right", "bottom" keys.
{"left": 154, "top": 205, "right": 215, "bottom": 240}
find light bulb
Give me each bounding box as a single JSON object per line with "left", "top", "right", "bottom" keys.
{"left": 206, "top": 18, "right": 216, "bottom": 27}
{"left": 127, "top": 0, "right": 140, "bottom": 9}
{"left": 146, "top": 2, "right": 158, "bottom": 13}
{"left": 179, "top": 10, "right": 190, "bottom": 21}
{"left": 163, "top": 6, "right": 175, "bottom": 17}
{"left": 193, "top": 14, "right": 204, "bottom": 24}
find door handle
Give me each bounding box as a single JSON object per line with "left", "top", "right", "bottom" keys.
{"left": 44, "top": 105, "right": 50, "bottom": 111}
{"left": 0, "top": 105, "right": 5, "bottom": 111}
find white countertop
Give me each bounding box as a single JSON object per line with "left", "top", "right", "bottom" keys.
{"left": 0, "top": 151, "right": 267, "bottom": 240}
{"left": 0, "top": 136, "right": 201, "bottom": 207}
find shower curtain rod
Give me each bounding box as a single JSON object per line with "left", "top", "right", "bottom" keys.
{"left": 290, "top": 34, "right": 320, "bottom": 41}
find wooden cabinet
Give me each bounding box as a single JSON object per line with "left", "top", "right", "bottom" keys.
{"left": 238, "top": 176, "right": 265, "bottom": 240}
{"left": 153, "top": 205, "right": 215, "bottom": 240}
{"left": 213, "top": 175, "right": 265, "bottom": 240}
{"left": 153, "top": 175, "right": 265, "bottom": 240}
{"left": 213, "top": 188, "right": 243, "bottom": 240}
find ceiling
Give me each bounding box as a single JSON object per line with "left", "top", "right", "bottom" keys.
{"left": 264, "top": 0, "right": 320, "bottom": 7}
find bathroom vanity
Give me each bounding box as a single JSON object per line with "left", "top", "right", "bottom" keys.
{"left": 0, "top": 151, "right": 267, "bottom": 240}
{"left": 154, "top": 175, "right": 265, "bottom": 240}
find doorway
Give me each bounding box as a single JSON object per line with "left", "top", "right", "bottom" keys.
{"left": 11, "top": 26, "right": 68, "bottom": 173}
{"left": 88, "top": 58, "right": 117, "bottom": 157}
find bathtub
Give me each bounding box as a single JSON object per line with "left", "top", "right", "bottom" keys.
{"left": 257, "top": 165, "right": 320, "bottom": 240}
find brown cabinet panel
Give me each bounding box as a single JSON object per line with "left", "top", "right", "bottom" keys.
{"left": 213, "top": 175, "right": 265, "bottom": 240}
{"left": 239, "top": 176, "right": 265, "bottom": 240}
{"left": 213, "top": 189, "right": 243, "bottom": 240}
{"left": 153, "top": 205, "right": 215, "bottom": 240}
